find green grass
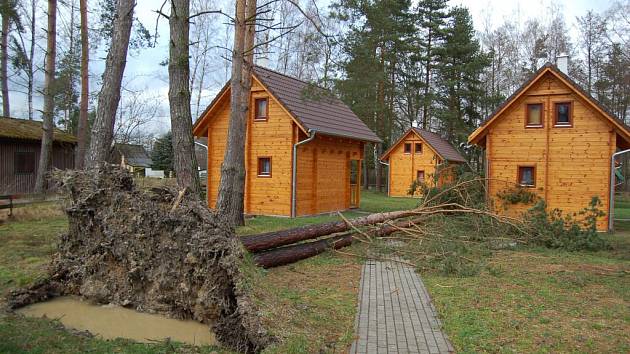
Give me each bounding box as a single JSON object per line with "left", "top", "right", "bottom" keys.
{"left": 0, "top": 217, "right": 67, "bottom": 294}
{"left": 614, "top": 196, "right": 630, "bottom": 220}
{"left": 359, "top": 190, "right": 418, "bottom": 213}
{"left": 423, "top": 232, "right": 630, "bottom": 353}
{"left": 238, "top": 190, "right": 414, "bottom": 235}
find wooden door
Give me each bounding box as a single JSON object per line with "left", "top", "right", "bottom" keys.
{"left": 349, "top": 159, "right": 360, "bottom": 208}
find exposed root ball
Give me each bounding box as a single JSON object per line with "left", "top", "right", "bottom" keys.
{"left": 8, "top": 165, "right": 271, "bottom": 353}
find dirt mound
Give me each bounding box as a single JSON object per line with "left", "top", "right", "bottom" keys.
{"left": 8, "top": 165, "right": 271, "bottom": 353}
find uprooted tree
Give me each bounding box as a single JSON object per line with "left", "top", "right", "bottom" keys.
{"left": 8, "top": 166, "right": 272, "bottom": 353}
{"left": 242, "top": 168, "right": 611, "bottom": 270}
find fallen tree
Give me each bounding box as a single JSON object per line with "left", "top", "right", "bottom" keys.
{"left": 241, "top": 209, "right": 424, "bottom": 252}
{"left": 252, "top": 217, "right": 425, "bottom": 268}
{"left": 8, "top": 166, "right": 271, "bottom": 353}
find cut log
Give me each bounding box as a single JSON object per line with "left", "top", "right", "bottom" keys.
{"left": 252, "top": 217, "right": 422, "bottom": 268}
{"left": 242, "top": 209, "right": 418, "bottom": 252}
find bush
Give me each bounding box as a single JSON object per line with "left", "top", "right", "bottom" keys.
{"left": 524, "top": 197, "right": 610, "bottom": 251}
{"left": 496, "top": 186, "right": 538, "bottom": 206}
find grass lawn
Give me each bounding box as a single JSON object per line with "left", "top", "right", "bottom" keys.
{"left": 422, "top": 228, "right": 630, "bottom": 353}
{"left": 613, "top": 195, "right": 630, "bottom": 220}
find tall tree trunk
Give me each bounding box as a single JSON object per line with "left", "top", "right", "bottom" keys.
{"left": 1, "top": 13, "right": 10, "bottom": 117}
{"left": 75, "top": 0, "right": 89, "bottom": 169}
{"left": 27, "top": 0, "right": 36, "bottom": 120}
{"left": 169, "top": 0, "right": 201, "bottom": 195}
{"left": 216, "top": 0, "right": 256, "bottom": 226}
{"left": 85, "top": 0, "right": 134, "bottom": 168}
{"left": 422, "top": 30, "right": 432, "bottom": 129}
{"left": 34, "top": 0, "right": 57, "bottom": 193}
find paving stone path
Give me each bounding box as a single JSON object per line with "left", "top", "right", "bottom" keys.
{"left": 349, "top": 257, "right": 454, "bottom": 354}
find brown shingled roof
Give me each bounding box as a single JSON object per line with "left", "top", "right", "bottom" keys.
{"left": 381, "top": 128, "right": 465, "bottom": 163}
{"left": 0, "top": 116, "right": 77, "bottom": 143}
{"left": 113, "top": 143, "right": 152, "bottom": 167}
{"left": 412, "top": 128, "right": 466, "bottom": 162}
{"left": 252, "top": 66, "right": 381, "bottom": 142}
{"left": 192, "top": 67, "right": 381, "bottom": 143}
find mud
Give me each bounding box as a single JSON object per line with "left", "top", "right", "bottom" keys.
{"left": 7, "top": 165, "right": 270, "bottom": 353}
{"left": 18, "top": 296, "right": 216, "bottom": 345}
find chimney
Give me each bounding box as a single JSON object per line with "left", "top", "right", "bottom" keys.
{"left": 556, "top": 54, "right": 569, "bottom": 74}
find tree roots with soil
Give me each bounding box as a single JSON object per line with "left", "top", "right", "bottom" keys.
{"left": 7, "top": 165, "right": 271, "bottom": 353}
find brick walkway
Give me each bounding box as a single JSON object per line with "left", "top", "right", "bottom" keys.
{"left": 349, "top": 257, "right": 454, "bottom": 354}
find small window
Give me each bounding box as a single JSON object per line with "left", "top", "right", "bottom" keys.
{"left": 518, "top": 166, "right": 535, "bottom": 187}
{"left": 15, "top": 151, "right": 36, "bottom": 174}
{"left": 526, "top": 103, "right": 543, "bottom": 127}
{"left": 404, "top": 143, "right": 411, "bottom": 154}
{"left": 257, "top": 157, "right": 271, "bottom": 177}
{"left": 254, "top": 98, "right": 268, "bottom": 121}
{"left": 417, "top": 170, "right": 425, "bottom": 182}
{"left": 554, "top": 102, "right": 572, "bottom": 126}
{"left": 415, "top": 143, "right": 422, "bottom": 154}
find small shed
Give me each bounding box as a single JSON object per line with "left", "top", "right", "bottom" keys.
{"left": 380, "top": 128, "right": 465, "bottom": 197}
{"left": 110, "top": 143, "right": 153, "bottom": 177}
{"left": 0, "top": 117, "right": 76, "bottom": 195}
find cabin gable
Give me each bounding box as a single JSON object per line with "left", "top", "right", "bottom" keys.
{"left": 204, "top": 77, "right": 296, "bottom": 216}
{"left": 387, "top": 131, "right": 442, "bottom": 197}
{"left": 482, "top": 70, "right": 619, "bottom": 230}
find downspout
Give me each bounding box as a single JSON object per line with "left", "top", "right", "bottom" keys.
{"left": 378, "top": 159, "right": 390, "bottom": 196}
{"left": 608, "top": 148, "right": 630, "bottom": 232}
{"left": 292, "top": 130, "right": 316, "bottom": 217}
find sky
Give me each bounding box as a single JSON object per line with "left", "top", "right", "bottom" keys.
{"left": 8, "top": 0, "right": 617, "bottom": 137}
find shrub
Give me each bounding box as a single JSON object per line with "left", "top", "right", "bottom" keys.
{"left": 496, "top": 186, "right": 538, "bottom": 206}
{"left": 524, "top": 197, "right": 610, "bottom": 251}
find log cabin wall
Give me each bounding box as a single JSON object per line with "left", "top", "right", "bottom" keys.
{"left": 486, "top": 72, "right": 615, "bottom": 230}
{"left": 295, "top": 135, "right": 363, "bottom": 216}
{"left": 388, "top": 133, "right": 441, "bottom": 197}
{"left": 0, "top": 138, "right": 75, "bottom": 195}
{"left": 205, "top": 78, "right": 294, "bottom": 216}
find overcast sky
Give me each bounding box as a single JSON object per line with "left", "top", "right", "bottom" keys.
{"left": 10, "top": 0, "right": 616, "bottom": 136}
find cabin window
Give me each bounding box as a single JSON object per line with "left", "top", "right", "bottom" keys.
{"left": 518, "top": 166, "right": 535, "bottom": 187}
{"left": 526, "top": 103, "right": 543, "bottom": 127}
{"left": 554, "top": 102, "right": 572, "bottom": 126}
{"left": 14, "top": 151, "right": 36, "bottom": 174}
{"left": 254, "top": 98, "right": 268, "bottom": 121}
{"left": 404, "top": 143, "right": 411, "bottom": 154}
{"left": 417, "top": 170, "right": 425, "bottom": 182}
{"left": 257, "top": 157, "right": 271, "bottom": 177}
{"left": 415, "top": 143, "right": 423, "bottom": 154}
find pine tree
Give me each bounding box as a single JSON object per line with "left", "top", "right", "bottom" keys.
{"left": 151, "top": 132, "right": 174, "bottom": 175}
{"left": 415, "top": 0, "right": 449, "bottom": 129}
{"left": 333, "top": 0, "right": 415, "bottom": 190}
{"left": 434, "top": 6, "right": 489, "bottom": 145}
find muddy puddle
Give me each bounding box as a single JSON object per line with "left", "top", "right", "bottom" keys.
{"left": 17, "top": 296, "right": 216, "bottom": 346}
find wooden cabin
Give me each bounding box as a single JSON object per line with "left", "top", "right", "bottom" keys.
{"left": 468, "top": 63, "right": 630, "bottom": 231}
{"left": 109, "top": 143, "right": 153, "bottom": 177}
{"left": 192, "top": 66, "right": 381, "bottom": 217}
{"left": 380, "top": 128, "right": 465, "bottom": 197}
{"left": 0, "top": 117, "right": 76, "bottom": 195}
